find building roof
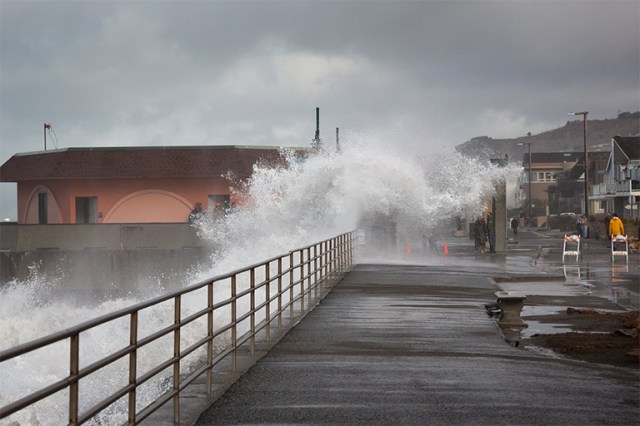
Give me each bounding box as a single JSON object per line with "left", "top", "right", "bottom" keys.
{"left": 0, "top": 145, "right": 307, "bottom": 182}
{"left": 613, "top": 136, "right": 640, "bottom": 161}
{"left": 522, "top": 152, "right": 583, "bottom": 166}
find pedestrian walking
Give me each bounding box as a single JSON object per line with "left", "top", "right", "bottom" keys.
{"left": 510, "top": 217, "right": 519, "bottom": 236}
{"left": 576, "top": 215, "right": 584, "bottom": 237}
{"left": 609, "top": 213, "right": 625, "bottom": 250}
{"left": 188, "top": 202, "right": 205, "bottom": 223}
{"left": 609, "top": 213, "right": 624, "bottom": 236}
{"left": 473, "top": 216, "right": 488, "bottom": 253}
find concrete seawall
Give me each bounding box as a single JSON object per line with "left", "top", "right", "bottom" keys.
{"left": 0, "top": 223, "right": 213, "bottom": 291}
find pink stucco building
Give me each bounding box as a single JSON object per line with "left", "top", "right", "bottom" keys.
{"left": 0, "top": 145, "right": 300, "bottom": 224}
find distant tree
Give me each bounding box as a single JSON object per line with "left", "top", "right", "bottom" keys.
{"left": 618, "top": 111, "right": 640, "bottom": 119}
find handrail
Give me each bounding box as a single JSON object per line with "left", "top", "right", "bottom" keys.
{"left": 0, "top": 231, "right": 355, "bottom": 425}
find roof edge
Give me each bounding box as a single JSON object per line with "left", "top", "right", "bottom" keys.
{"left": 13, "top": 145, "right": 309, "bottom": 157}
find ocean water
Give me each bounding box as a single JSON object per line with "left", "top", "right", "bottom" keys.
{"left": 0, "top": 136, "right": 520, "bottom": 425}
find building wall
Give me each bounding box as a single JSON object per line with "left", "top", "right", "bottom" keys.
{"left": 17, "top": 177, "right": 234, "bottom": 224}
{"left": 523, "top": 158, "right": 579, "bottom": 214}
{"left": 530, "top": 182, "right": 549, "bottom": 203}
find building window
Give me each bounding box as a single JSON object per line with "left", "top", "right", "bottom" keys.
{"left": 534, "top": 172, "right": 556, "bottom": 183}
{"left": 38, "top": 192, "right": 47, "bottom": 224}
{"left": 76, "top": 196, "right": 98, "bottom": 223}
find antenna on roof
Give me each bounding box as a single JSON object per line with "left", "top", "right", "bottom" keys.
{"left": 311, "top": 107, "right": 322, "bottom": 151}
{"left": 44, "top": 123, "right": 52, "bottom": 151}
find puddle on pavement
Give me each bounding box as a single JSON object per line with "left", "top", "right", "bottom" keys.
{"left": 497, "top": 264, "right": 639, "bottom": 308}
{"left": 493, "top": 263, "right": 639, "bottom": 344}
{"left": 517, "top": 305, "right": 618, "bottom": 338}
{"left": 519, "top": 305, "right": 567, "bottom": 338}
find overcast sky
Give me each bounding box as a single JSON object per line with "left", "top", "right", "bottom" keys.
{"left": 1, "top": 0, "right": 639, "bottom": 219}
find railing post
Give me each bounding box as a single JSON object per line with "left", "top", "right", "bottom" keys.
{"left": 173, "top": 295, "right": 181, "bottom": 424}
{"left": 265, "top": 262, "right": 271, "bottom": 340}
{"left": 69, "top": 333, "right": 79, "bottom": 425}
{"left": 299, "top": 249, "right": 305, "bottom": 310}
{"left": 337, "top": 235, "right": 341, "bottom": 274}
{"left": 323, "top": 240, "right": 328, "bottom": 281}
{"left": 331, "top": 237, "right": 336, "bottom": 279}
{"left": 337, "top": 235, "right": 342, "bottom": 275}
{"left": 318, "top": 242, "right": 324, "bottom": 283}
{"left": 231, "top": 274, "right": 237, "bottom": 371}
{"left": 340, "top": 234, "right": 345, "bottom": 273}
{"left": 250, "top": 267, "right": 256, "bottom": 355}
{"left": 128, "top": 311, "right": 138, "bottom": 423}
{"left": 341, "top": 234, "right": 344, "bottom": 270}
{"left": 277, "top": 257, "right": 283, "bottom": 328}
{"left": 326, "top": 239, "right": 331, "bottom": 280}
{"left": 289, "top": 252, "right": 294, "bottom": 317}
{"left": 306, "top": 246, "right": 312, "bottom": 303}
{"left": 349, "top": 231, "right": 354, "bottom": 268}
{"left": 206, "top": 282, "right": 214, "bottom": 395}
{"left": 344, "top": 233, "right": 348, "bottom": 270}
{"left": 313, "top": 244, "right": 318, "bottom": 292}
{"left": 336, "top": 235, "right": 342, "bottom": 278}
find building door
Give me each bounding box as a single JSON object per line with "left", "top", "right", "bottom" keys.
{"left": 38, "top": 192, "right": 48, "bottom": 224}
{"left": 76, "top": 196, "right": 98, "bottom": 223}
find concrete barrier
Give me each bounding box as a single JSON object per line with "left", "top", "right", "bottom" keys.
{"left": 0, "top": 223, "right": 213, "bottom": 289}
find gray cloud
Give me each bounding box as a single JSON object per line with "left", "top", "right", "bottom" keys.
{"left": 1, "top": 0, "right": 639, "bottom": 219}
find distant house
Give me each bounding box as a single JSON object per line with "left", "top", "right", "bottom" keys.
{"left": 552, "top": 152, "right": 609, "bottom": 216}
{"left": 0, "top": 145, "right": 303, "bottom": 224}
{"left": 516, "top": 152, "right": 582, "bottom": 218}
{"left": 591, "top": 136, "right": 640, "bottom": 219}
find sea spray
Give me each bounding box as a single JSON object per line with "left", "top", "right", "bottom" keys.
{"left": 194, "top": 141, "right": 519, "bottom": 275}
{"left": 0, "top": 137, "right": 521, "bottom": 425}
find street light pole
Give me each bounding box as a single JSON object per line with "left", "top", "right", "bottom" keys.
{"left": 570, "top": 112, "right": 589, "bottom": 219}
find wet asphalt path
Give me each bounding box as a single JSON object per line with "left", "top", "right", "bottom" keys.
{"left": 195, "top": 259, "right": 639, "bottom": 425}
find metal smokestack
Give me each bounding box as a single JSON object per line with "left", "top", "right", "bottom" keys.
{"left": 311, "top": 107, "right": 322, "bottom": 151}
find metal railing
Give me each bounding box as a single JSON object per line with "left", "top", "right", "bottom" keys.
{"left": 0, "top": 231, "right": 354, "bottom": 425}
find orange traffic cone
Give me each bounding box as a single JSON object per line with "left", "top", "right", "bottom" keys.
{"left": 406, "top": 243, "right": 411, "bottom": 255}
{"left": 443, "top": 243, "right": 449, "bottom": 255}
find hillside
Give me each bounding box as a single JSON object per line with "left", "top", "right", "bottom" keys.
{"left": 456, "top": 111, "right": 639, "bottom": 162}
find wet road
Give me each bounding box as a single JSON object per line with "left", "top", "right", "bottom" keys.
{"left": 194, "top": 229, "right": 639, "bottom": 425}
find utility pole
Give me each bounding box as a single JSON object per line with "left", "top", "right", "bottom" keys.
{"left": 336, "top": 127, "right": 340, "bottom": 153}
{"left": 570, "top": 112, "right": 589, "bottom": 219}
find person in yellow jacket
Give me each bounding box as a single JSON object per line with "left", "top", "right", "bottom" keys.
{"left": 608, "top": 213, "right": 625, "bottom": 236}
